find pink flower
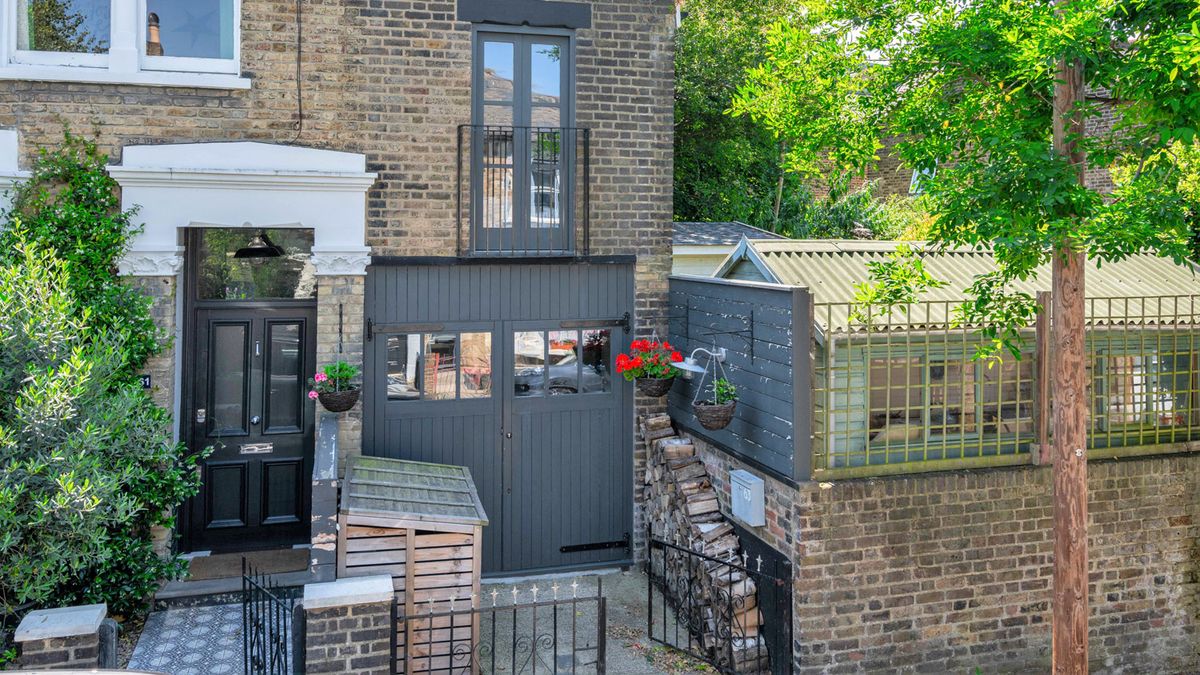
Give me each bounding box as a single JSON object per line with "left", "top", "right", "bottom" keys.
{"left": 314, "top": 372, "right": 329, "bottom": 383}
{"left": 308, "top": 390, "right": 319, "bottom": 400}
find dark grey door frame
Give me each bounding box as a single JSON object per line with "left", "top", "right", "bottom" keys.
{"left": 470, "top": 27, "right": 576, "bottom": 252}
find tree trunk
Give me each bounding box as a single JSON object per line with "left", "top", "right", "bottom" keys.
{"left": 773, "top": 141, "right": 786, "bottom": 231}
{"left": 1051, "top": 45, "right": 1089, "bottom": 675}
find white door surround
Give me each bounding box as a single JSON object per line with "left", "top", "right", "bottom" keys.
{"left": 109, "top": 141, "right": 377, "bottom": 277}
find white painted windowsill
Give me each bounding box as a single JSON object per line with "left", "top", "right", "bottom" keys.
{"left": 0, "top": 66, "right": 251, "bottom": 90}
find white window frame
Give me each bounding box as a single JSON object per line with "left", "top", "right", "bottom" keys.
{"left": 0, "top": 0, "right": 249, "bottom": 88}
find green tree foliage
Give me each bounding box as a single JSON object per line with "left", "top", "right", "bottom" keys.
{"left": 2, "top": 131, "right": 161, "bottom": 381}
{"left": 675, "top": 0, "right": 935, "bottom": 238}
{"left": 0, "top": 238, "right": 203, "bottom": 623}
{"left": 674, "top": 0, "right": 803, "bottom": 230}
{"left": 731, "top": 0, "right": 1200, "bottom": 355}
{"left": 25, "top": 0, "right": 103, "bottom": 53}
{"left": 0, "top": 133, "right": 205, "bottom": 637}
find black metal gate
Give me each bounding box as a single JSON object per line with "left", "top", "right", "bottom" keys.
{"left": 393, "top": 581, "right": 607, "bottom": 674}
{"left": 647, "top": 535, "right": 793, "bottom": 674}
{"left": 242, "top": 560, "right": 301, "bottom": 675}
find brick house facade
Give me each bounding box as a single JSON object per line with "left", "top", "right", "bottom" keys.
{"left": 0, "top": 0, "right": 674, "bottom": 576}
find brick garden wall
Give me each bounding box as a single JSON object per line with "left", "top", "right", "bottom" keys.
{"left": 685, "top": 431, "right": 1200, "bottom": 673}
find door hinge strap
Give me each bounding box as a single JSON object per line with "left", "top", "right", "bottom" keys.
{"left": 560, "top": 312, "right": 631, "bottom": 334}
{"left": 560, "top": 532, "right": 631, "bottom": 554}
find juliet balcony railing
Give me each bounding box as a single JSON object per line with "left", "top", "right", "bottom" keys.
{"left": 456, "top": 125, "right": 591, "bottom": 257}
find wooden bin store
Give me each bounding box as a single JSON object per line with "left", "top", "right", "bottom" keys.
{"left": 337, "top": 456, "right": 489, "bottom": 673}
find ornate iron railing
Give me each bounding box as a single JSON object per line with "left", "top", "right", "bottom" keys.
{"left": 242, "top": 559, "right": 299, "bottom": 675}
{"left": 647, "top": 535, "right": 793, "bottom": 674}
{"left": 394, "top": 581, "right": 606, "bottom": 674}
{"left": 457, "top": 125, "right": 592, "bottom": 257}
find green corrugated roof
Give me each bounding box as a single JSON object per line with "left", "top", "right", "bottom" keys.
{"left": 724, "top": 240, "right": 1200, "bottom": 333}
{"left": 341, "top": 456, "right": 489, "bottom": 526}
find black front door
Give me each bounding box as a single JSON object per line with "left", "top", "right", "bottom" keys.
{"left": 187, "top": 309, "right": 317, "bottom": 552}
{"left": 182, "top": 227, "right": 319, "bottom": 553}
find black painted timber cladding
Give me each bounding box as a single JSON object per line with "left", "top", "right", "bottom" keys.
{"left": 363, "top": 260, "right": 635, "bottom": 575}
{"left": 457, "top": 0, "right": 592, "bottom": 29}
{"left": 668, "top": 276, "right": 812, "bottom": 482}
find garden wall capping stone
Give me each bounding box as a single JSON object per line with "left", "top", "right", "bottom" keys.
{"left": 302, "top": 575, "right": 393, "bottom": 610}
{"left": 15, "top": 604, "right": 107, "bottom": 642}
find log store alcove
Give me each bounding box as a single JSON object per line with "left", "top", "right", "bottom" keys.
{"left": 337, "top": 455, "right": 489, "bottom": 672}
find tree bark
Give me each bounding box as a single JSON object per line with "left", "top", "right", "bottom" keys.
{"left": 1051, "top": 45, "right": 1089, "bottom": 675}
{"left": 773, "top": 141, "right": 786, "bottom": 231}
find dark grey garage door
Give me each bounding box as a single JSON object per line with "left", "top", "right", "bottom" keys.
{"left": 364, "top": 261, "right": 635, "bottom": 575}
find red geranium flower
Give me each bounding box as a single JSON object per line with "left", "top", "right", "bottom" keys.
{"left": 670, "top": 351, "right": 683, "bottom": 363}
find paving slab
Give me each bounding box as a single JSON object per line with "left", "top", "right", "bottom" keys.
{"left": 127, "top": 603, "right": 245, "bottom": 675}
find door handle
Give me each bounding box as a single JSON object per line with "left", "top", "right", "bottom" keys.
{"left": 505, "top": 432, "right": 512, "bottom": 439}
{"left": 251, "top": 415, "right": 262, "bottom": 426}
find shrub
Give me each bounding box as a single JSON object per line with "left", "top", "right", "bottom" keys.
{"left": 0, "top": 240, "right": 204, "bottom": 625}
{"left": 0, "top": 130, "right": 161, "bottom": 382}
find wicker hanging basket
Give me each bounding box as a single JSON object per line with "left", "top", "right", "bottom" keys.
{"left": 318, "top": 388, "right": 361, "bottom": 413}
{"left": 636, "top": 376, "right": 675, "bottom": 397}
{"left": 693, "top": 400, "right": 736, "bottom": 430}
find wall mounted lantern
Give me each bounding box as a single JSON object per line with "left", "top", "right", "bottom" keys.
{"left": 672, "top": 347, "right": 727, "bottom": 380}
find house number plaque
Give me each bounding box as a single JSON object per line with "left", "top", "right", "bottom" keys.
{"left": 240, "top": 443, "right": 275, "bottom": 455}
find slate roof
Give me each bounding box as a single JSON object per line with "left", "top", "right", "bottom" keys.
{"left": 673, "top": 221, "right": 786, "bottom": 247}
{"left": 725, "top": 240, "right": 1200, "bottom": 333}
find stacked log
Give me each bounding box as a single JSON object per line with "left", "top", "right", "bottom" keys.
{"left": 640, "top": 414, "right": 769, "bottom": 673}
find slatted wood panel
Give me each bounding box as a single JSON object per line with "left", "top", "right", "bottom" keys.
{"left": 365, "top": 261, "right": 637, "bottom": 574}
{"left": 668, "top": 276, "right": 812, "bottom": 481}
{"left": 338, "top": 456, "right": 488, "bottom": 675}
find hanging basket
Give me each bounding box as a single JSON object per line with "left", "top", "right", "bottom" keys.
{"left": 693, "top": 400, "right": 736, "bottom": 430}
{"left": 636, "top": 376, "right": 675, "bottom": 397}
{"left": 318, "top": 388, "right": 361, "bottom": 413}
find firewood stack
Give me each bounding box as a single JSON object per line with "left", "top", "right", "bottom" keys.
{"left": 640, "top": 414, "right": 769, "bottom": 673}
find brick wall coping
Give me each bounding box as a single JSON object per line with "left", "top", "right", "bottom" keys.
{"left": 303, "top": 575, "right": 393, "bottom": 610}
{"left": 15, "top": 604, "right": 107, "bottom": 642}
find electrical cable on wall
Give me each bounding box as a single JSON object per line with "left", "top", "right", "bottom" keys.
{"left": 291, "top": 0, "right": 304, "bottom": 143}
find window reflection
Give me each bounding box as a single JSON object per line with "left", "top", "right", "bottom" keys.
{"left": 581, "top": 330, "right": 612, "bottom": 393}
{"left": 146, "top": 0, "right": 236, "bottom": 60}
{"left": 514, "top": 330, "right": 610, "bottom": 396}
{"left": 267, "top": 323, "right": 302, "bottom": 430}
{"left": 514, "top": 331, "right": 546, "bottom": 397}
{"left": 18, "top": 0, "right": 111, "bottom": 53}
{"left": 196, "top": 228, "right": 316, "bottom": 300}
{"left": 388, "top": 332, "right": 493, "bottom": 401}
{"left": 424, "top": 334, "right": 458, "bottom": 401}
{"left": 460, "top": 333, "right": 493, "bottom": 399}
{"left": 386, "top": 335, "right": 421, "bottom": 401}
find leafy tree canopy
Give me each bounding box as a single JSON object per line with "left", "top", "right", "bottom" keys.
{"left": 731, "top": 0, "right": 1200, "bottom": 356}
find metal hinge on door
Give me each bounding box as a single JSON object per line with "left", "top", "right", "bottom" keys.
{"left": 560, "top": 532, "right": 631, "bottom": 554}
{"left": 559, "top": 312, "right": 631, "bottom": 334}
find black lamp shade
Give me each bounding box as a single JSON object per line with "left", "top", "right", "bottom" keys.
{"left": 234, "top": 233, "right": 285, "bottom": 259}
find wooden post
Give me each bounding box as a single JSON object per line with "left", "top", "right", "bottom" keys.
{"left": 1050, "top": 23, "right": 1089, "bottom": 673}
{"left": 1034, "top": 292, "right": 1052, "bottom": 465}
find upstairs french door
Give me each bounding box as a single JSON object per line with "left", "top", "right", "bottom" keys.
{"left": 472, "top": 31, "right": 574, "bottom": 253}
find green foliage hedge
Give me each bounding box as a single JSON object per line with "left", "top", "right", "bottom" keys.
{"left": 0, "top": 133, "right": 204, "bottom": 632}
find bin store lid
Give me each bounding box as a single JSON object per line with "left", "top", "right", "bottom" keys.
{"left": 341, "top": 456, "right": 489, "bottom": 526}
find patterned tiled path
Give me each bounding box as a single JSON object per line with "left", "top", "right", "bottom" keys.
{"left": 128, "top": 603, "right": 248, "bottom": 675}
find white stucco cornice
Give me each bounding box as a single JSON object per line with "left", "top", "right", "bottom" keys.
{"left": 106, "top": 168, "right": 378, "bottom": 192}
{"left": 111, "top": 142, "right": 377, "bottom": 277}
